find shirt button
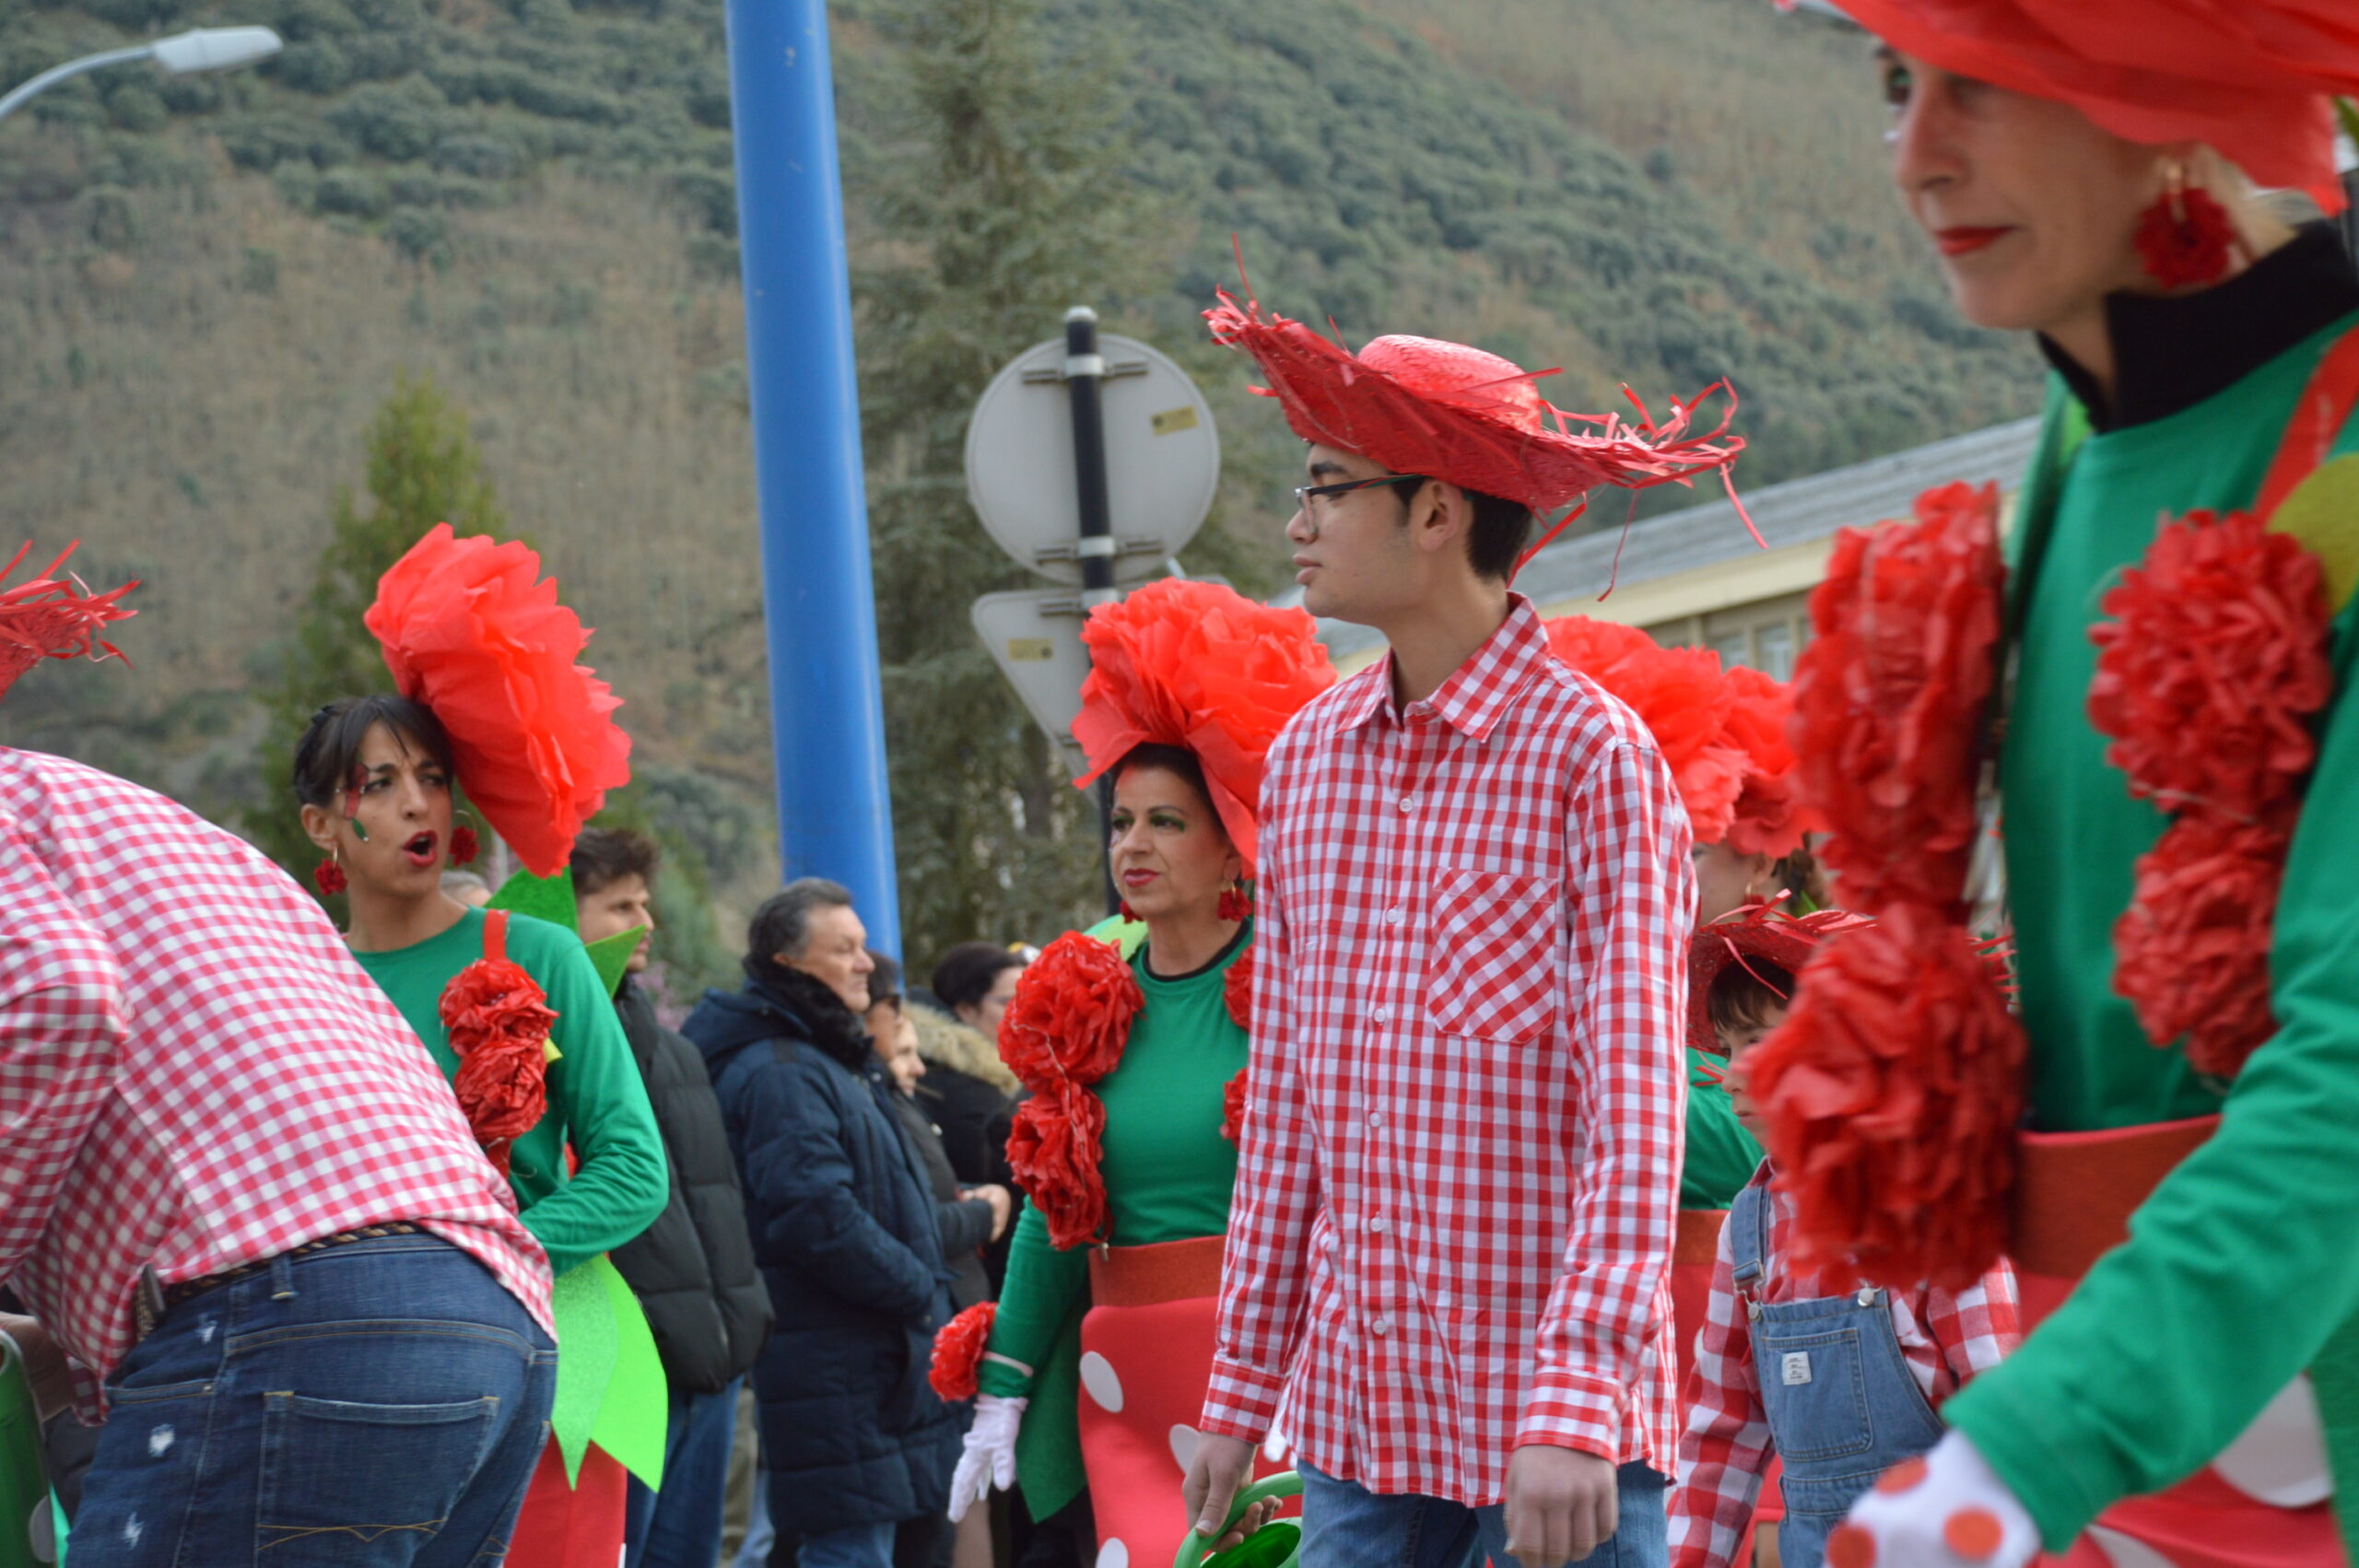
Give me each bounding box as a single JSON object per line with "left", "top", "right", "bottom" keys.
{"left": 1370, "top": 1314, "right": 1392, "bottom": 1336}
{"left": 1397, "top": 796, "right": 1413, "bottom": 813}
{"left": 1372, "top": 1004, "right": 1391, "bottom": 1024}
{"left": 1367, "top": 1110, "right": 1383, "bottom": 1129}
{"left": 1386, "top": 906, "right": 1403, "bottom": 926}
{"left": 1367, "top": 1215, "right": 1388, "bottom": 1235}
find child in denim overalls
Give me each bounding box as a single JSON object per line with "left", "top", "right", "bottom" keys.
{"left": 1668, "top": 909, "right": 2022, "bottom": 1568}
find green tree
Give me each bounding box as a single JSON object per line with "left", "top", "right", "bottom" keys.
{"left": 240, "top": 370, "right": 508, "bottom": 888}
{"left": 854, "top": 0, "right": 1170, "bottom": 967}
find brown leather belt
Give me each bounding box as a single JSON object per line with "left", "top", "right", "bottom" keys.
{"left": 1086, "top": 1235, "right": 1226, "bottom": 1309}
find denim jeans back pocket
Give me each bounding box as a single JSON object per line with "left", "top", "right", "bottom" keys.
{"left": 256, "top": 1391, "right": 501, "bottom": 1562}
{"left": 1753, "top": 1324, "right": 1873, "bottom": 1464}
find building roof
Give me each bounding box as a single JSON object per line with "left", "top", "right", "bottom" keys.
{"left": 1310, "top": 415, "right": 2042, "bottom": 662}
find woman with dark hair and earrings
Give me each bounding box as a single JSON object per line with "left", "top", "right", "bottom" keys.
{"left": 296, "top": 527, "right": 666, "bottom": 1567}
{"left": 1726, "top": 9, "right": 2359, "bottom": 1568}
{"left": 927, "top": 579, "right": 1332, "bottom": 1568}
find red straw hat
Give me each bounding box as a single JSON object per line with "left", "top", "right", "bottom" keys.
{"left": 1690, "top": 904, "right": 1872, "bottom": 1054}
{"left": 1826, "top": 0, "right": 2359, "bottom": 211}
{"left": 0, "top": 541, "right": 136, "bottom": 702}
{"left": 1206, "top": 288, "right": 1751, "bottom": 567}
{"left": 1070, "top": 578, "right": 1336, "bottom": 872}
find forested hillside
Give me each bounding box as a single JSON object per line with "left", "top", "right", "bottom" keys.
{"left": 0, "top": 0, "right": 2037, "bottom": 964}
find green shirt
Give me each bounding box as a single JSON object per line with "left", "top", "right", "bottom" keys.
{"left": 1681, "top": 1046, "right": 1763, "bottom": 1211}
{"left": 352, "top": 907, "right": 668, "bottom": 1278}
{"left": 979, "top": 926, "right": 1252, "bottom": 1515}
{"left": 1946, "top": 315, "right": 2359, "bottom": 1549}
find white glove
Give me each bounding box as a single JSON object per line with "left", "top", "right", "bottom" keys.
{"left": 1832, "top": 1431, "right": 2038, "bottom": 1568}
{"left": 947, "top": 1393, "right": 1027, "bottom": 1523}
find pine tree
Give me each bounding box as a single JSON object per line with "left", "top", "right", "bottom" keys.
{"left": 855, "top": 0, "right": 1171, "bottom": 964}
{"left": 240, "top": 371, "right": 508, "bottom": 888}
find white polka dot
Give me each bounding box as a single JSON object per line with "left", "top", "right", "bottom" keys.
{"left": 1095, "top": 1539, "right": 1129, "bottom": 1568}
{"left": 2213, "top": 1375, "right": 2333, "bottom": 1508}
{"left": 2089, "top": 1525, "right": 2177, "bottom": 1568}
{"left": 1169, "top": 1422, "right": 1200, "bottom": 1472}
{"left": 1079, "top": 1351, "right": 1125, "bottom": 1413}
{"left": 28, "top": 1499, "right": 53, "bottom": 1564}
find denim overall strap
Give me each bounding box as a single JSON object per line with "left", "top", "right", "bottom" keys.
{"left": 1728, "top": 1177, "right": 1767, "bottom": 1298}
{"left": 1743, "top": 1209, "right": 1948, "bottom": 1568}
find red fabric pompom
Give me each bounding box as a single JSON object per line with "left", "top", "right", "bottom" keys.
{"left": 996, "top": 932, "right": 1144, "bottom": 1097}
{"left": 1223, "top": 948, "right": 1253, "bottom": 1034}
{"left": 1220, "top": 1068, "right": 1249, "bottom": 1144}
{"left": 1746, "top": 903, "right": 2025, "bottom": 1291}
{"left": 367, "top": 525, "right": 633, "bottom": 879}
{"left": 1790, "top": 482, "right": 2006, "bottom": 917}
{"left": 439, "top": 954, "right": 557, "bottom": 1176}
{"left": 2135, "top": 185, "right": 2237, "bottom": 290}
{"left": 927, "top": 1302, "right": 998, "bottom": 1401}
{"left": 1005, "top": 1087, "right": 1109, "bottom": 1249}
{"left": 1546, "top": 614, "right": 1751, "bottom": 844}
{"left": 2089, "top": 509, "right": 2332, "bottom": 823}
{"left": 2113, "top": 814, "right": 2291, "bottom": 1080}
{"left": 1070, "top": 579, "right": 1336, "bottom": 872}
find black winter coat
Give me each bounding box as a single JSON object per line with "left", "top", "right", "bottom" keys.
{"left": 606, "top": 978, "right": 773, "bottom": 1393}
{"left": 684, "top": 964, "right": 961, "bottom": 1538}
{"left": 888, "top": 1091, "right": 994, "bottom": 1311}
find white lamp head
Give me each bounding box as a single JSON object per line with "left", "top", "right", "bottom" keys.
{"left": 149, "top": 26, "right": 282, "bottom": 76}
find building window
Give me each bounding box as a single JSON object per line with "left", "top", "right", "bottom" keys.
{"left": 1755, "top": 621, "right": 1795, "bottom": 681}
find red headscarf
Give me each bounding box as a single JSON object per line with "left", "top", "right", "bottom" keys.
{"left": 0, "top": 542, "right": 136, "bottom": 701}
{"left": 1070, "top": 578, "right": 1336, "bottom": 872}
{"left": 1829, "top": 0, "right": 2359, "bottom": 211}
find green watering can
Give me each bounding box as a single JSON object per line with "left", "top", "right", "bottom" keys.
{"left": 1173, "top": 1471, "right": 1302, "bottom": 1568}
{"left": 0, "top": 1336, "right": 54, "bottom": 1567}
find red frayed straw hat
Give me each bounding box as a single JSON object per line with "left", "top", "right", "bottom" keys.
{"left": 1825, "top": 0, "right": 2359, "bottom": 212}
{"left": 1070, "top": 578, "right": 1336, "bottom": 872}
{"left": 1690, "top": 904, "right": 1872, "bottom": 1054}
{"left": 1206, "top": 287, "right": 1752, "bottom": 569}
{"left": 0, "top": 542, "right": 137, "bottom": 701}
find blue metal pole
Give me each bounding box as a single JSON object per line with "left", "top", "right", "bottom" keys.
{"left": 724, "top": 0, "right": 903, "bottom": 956}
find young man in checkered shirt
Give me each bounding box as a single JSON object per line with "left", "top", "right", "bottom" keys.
{"left": 1182, "top": 304, "right": 1743, "bottom": 1568}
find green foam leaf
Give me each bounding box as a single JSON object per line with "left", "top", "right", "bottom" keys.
{"left": 2270, "top": 455, "right": 2359, "bottom": 614}
{"left": 546, "top": 1256, "right": 622, "bottom": 1485}
{"left": 586, "top": 1252, "right": 669, "bottom": 1490}
{"left": 1082, "top": 913, "right": 1146, "bottom": 961}
{"left": 489, "top": 866, "right": 581, "bottom": 933}
{"left": 586, "top": 925, "right": 649, "bottom": 999}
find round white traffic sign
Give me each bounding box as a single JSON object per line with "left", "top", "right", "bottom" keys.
{"left": 964, "top": 333, "right": 1219, "bottom": 585}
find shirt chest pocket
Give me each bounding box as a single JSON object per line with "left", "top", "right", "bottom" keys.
{"left": 1424, "top": 867, "right": 1561, "bottom": 1047}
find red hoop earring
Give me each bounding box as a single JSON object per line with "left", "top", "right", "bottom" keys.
{"left": 2136, "top": 163, "right": 2235, "bottom": 289}
{"left": 313, "top": 852, "right": 347, "bottom": 896}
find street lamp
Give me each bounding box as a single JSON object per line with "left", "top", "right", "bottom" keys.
{"left": 0, "top": 26, "right": 282, "bottom": 128}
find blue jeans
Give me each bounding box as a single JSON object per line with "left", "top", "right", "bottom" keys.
{"left": 626, "top": 1376, "right": 744, "bottom": 1568}
{"left": 73, "top": 1233, "right": 557, "bottom": 1568}
{"left": 1298, "top": 1457, "right": 1668, "bottom": 1568}
{"left": 796, "top": 1520, "right": 894, "bottom": 1568}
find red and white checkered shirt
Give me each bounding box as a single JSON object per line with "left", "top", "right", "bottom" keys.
{"left": 1668, "top": 1166, "right": 2021, "bottom": 1568}
{"left": 0, "top": 750, "right": 554, "bottom": 1419}
{"left": 1203, "top": 595, "right": 1696, "bottom": 1505}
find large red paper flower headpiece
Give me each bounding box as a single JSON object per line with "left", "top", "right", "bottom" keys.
{"left": 366, "top": 524, "right": 632, "bottom": 878}
{"left": 1821, "top": 0, "right": 2359, "bottom": 212}
{"left": 1205, "top": 292, "right": 1748, "bottom": 548}
{"left": 0, "top": 542, "right": 137, "bottom": 702}
{"left": 1071, "top": 579, "right": 1336, "bottom": 872}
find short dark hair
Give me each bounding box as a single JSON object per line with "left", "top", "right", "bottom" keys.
{"left": 1113, "top": 743, "right": 1217, "bottom": 821}
{"left": 1399, "top": 481, "right": 1535, "bottom": 582}
{"left": 292, "top": 695, "right": 454, "bottom": 808}
{"left": 1707, "top": 955, "right": 1796, "bottom": 1042}
{"left": 748, "top": 878, "right": 854, "bottom": 966}
{"left": 572, "top": 826, "right": 660, "bottom": 896}
{"left": 931, "top": 941, "right": 1026, "bottom": 1012}
{"left": 866, "top": 950, "right": 903, "bottom": 1009}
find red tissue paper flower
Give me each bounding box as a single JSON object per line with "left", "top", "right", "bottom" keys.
{"left": 2089, "top": 508, "right": 2332, "bottom": 824}
{"left": 366, "top": 524, "right": 632, "bottom": 879}
{"left": 1720, "top": 664, "right": 1818, "bottom": 860}
{"left": 1070, "top": 579, "right": 1336, "bottom": 873}
{"left": 1224, "top": 948, "right": 1254, "bottom": 1034}
{"left": 996, "top": 931, "right": 1144, "bottom": 1098}
{"left": 2113, "top": 813, "right": 2291, "bottom": 1080}
{"left": 927, "top": 1302, "right": 998, "bottom": 1402}
{"left": 2135, "top": 185, "right": 2236, "bottom": 290}
{"left": 1006, "top": 1086, "right": 1109, "bottom": 1249}
{"left": 1790, "top": 482, "right": 2006, "bottom": 917}
{"left": 1546, "top": 615, "right": 1751, "bottom": 844}
{"left": 1220, "top": 1068, "right": 1250, "bottom": 1145}
{"left": 449, "top": 825, "right": 480, "bottom": 867}
{"left": 439, "top": 954, "right": 557, "bottom": 1176}
{"left": 1745, "top": 902, "right": 2025, "bottom": 1291}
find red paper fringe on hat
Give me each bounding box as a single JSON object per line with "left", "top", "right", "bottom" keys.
{"left": 1070, "top": 579, "right": 1334, "bottom": 873}
{"left": 0, "top": 542, "right": 138, "bottom": 701}
{"left": 996, "top": 933, "right": 1143, "bottom": 1249}
{"left": 1743, "top": 906, "right": 2025, "bottom": 1292}
{"left": 1206, "top": 291, "right": 1746, "bottom": 520}
{"left": 927, "top": 1302, "right": 997, "bottom": 1402}
{"left": 365, "top": 524, "right": 631, "bottom": 879}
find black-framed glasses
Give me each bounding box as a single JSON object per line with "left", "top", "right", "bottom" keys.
{"left": 1290, "top": 473, "right": 1426, "bottom": 511}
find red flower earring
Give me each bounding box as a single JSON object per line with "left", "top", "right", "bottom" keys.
{"left": 1217, "top": 882, "right": 1253, "bottom": 922}
{"left": 313, "top": 853, "right": 347, "bottom": 895}
{"left": 1119, "top": 900, "right": 1138, "bottom": 922}
{"left": 2136, "top": 162, "right": 2236, "bottom": 289}
{"left": 450, "top": 824, "right": 480, "bottom": 866}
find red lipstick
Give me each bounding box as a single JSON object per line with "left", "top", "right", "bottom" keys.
{"left": 1935, "top": 226, "right": 2012, "bottom": 257}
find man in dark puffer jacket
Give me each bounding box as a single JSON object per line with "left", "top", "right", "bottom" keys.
{"left": 686, "top": 879, "right": 961, "bottom": 1568}
{"left": 574, "top": 828, "right": 775, "bottom": 1568}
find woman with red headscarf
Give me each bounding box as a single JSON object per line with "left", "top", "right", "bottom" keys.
{"left": 1731, "top": 7, "right": 2359, "bottom": 1568}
